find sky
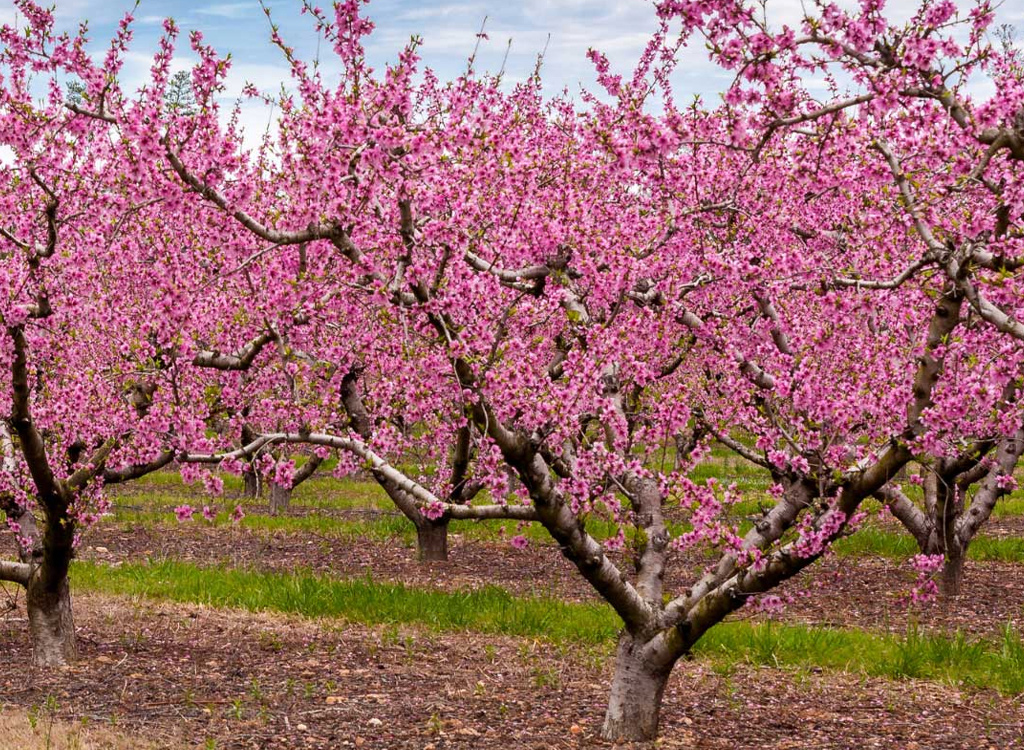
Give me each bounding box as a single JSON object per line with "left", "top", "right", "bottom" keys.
{"left": 28, "top": 0, "right": 703, "bottom": 93}
{"left": 3, "top": 0, "right": 1024, "bottom": 141}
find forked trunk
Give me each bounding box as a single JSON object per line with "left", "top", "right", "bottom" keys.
{"left": 601, "top": 633, "right": 674, "bottom": 742}
{"left": 27, "top": 569, "right": 76, "bottom": 667}
{"left": 268, "top": 483, "right": 291, "bottom": 515}
{"left": 415, "top": 519, "right": 450, "bottom": 562}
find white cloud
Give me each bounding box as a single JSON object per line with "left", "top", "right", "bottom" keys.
{"left": 396, "top": 3, "right": 488, "bottom": 22}
{"left": 197, "top": 3, "right": 259, "bottom": 19}
{"left": 35, "top": 0, "right": 1024, "bottom": 147}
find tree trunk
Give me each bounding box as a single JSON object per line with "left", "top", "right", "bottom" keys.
{"left": 941, "top": 550, "right": 965, "bottom": 598}
{"left": 268, "top": 483, "right": 291, "bottom": 515}
{"left": 415, "top": 519, "right": 450, "bottom": 562}
{"left": 601, "top": 633, "right": 674, "bottom": 743}
{"left": 243, "top": 471, "right": 260, "bottom": 499}
{"left": 26, "top": 570, "right": 76, "bottom": 667}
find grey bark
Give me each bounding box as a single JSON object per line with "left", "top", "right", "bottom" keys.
{"left": 243, "top": 470, "right": 261, "bottom": 499}
{"left": 601, "top": 633, "right": 675, "bottom": 742}
{"left": 415, "top": 519, "right": 450, "bottom": 562}
{"left": 26, "top": 567, "right": 76, "bottom": 667}
{"left": 941, "top": 550, "right": 965, "bottom": 598}
{"left": 268, "top": 482, "right": 290, "bottom": 514}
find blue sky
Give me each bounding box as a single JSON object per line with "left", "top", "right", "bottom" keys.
{"left": 31, "top": 0, "right": 698, "bottom": 92}
{"left": 3, "top": 0, "right": 1022, "bottom": 141}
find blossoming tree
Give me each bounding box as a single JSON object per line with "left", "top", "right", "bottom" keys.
{"left": 141, "top": 1, "right": 1024, "bottom": 740}
{"left": 5, "top": 0, "right": 1023, "bottom": 744}
{"left": 657, "top": 0, "right": 1024, "bottom": 598}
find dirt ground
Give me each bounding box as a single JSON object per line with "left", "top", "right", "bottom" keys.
{"left": 0, "top": 594, "right": 1022, "bottom": 750}
{"left": 3, "top": 502, "right": 1024, "bottom": 749}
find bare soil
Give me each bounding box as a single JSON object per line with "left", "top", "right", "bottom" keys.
{"left": 0, "top": 594, "right": 1021, "bottom": 749}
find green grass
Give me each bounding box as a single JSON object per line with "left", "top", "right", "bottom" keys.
{"left": 105, "top": 454, "right": 1024, "bottom": 564}
{"left": 73, "top": 559, "right": 621, "bottom": 644}
{"left": 71, "top": 558, "right": 1024, "bottom": 694}
{"left": 834, "top": 526, "right": 1024, "bottom": 563}
{"left": 991, "top": 496, "right": 1024, "bottom": 518}
{"left": 700, "top": 620, "right": 1024, "bottom": 693}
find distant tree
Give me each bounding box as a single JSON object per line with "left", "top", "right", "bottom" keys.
{"left": 163, "top": 70, "right": 196, "bottom": 116}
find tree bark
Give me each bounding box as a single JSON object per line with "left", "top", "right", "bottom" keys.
{"left": 268, "top": 482, "right": 291, "bottom": 515}
{"left": 243, "top": 470, "right": 260, "bottom": 499}
{"left": 26, "top": 567, "right": 76, "bottom": 667}
{"left": 415, "top": 518, "right": 450, "bottom": 562}
{"left": 941, "top": 548, "right": 965, "bottom": 598}
{"left": 601, "top": 633, "right": 674, "bottom": 743}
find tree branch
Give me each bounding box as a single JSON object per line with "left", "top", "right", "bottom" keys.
{"left": 957, "top": 428, "right": 1024, "bottom": 544}
{"left": 102, "top": 449, "right": 176, "bottom": 485}
{"left": 875, "top": 484, "right": 930, "bottom": 549}
{"left": 0, "top": 560, "right": 30, "bottom": 586}
{"left": 193, "top": 329, "right": 279, "bottom": 371}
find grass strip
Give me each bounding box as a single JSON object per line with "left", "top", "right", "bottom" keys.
{"left": 71, "top": 559, "right": 1024, "bottom": 694}
{"left": 834, "top": 526, "right": 1024, "bottom": 562}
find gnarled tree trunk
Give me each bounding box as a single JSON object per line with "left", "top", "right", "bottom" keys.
{"left": 268, "top": 482, "right": 290, "bottom": 515}
{"left": 267, "top": 453, "right": 323, "bottom": 515}
{"left": 941, "top": 545, "right": 965, "bottom": 598}
{"left": 26, "top": 566, "right": 76, "bottom": 667}
{"left": 601, "top": 632, "right": 674, "bottom": 742}
{"left": 415, "top": 518, "right": 450, "bottom": 562}
{"left": 240, "top": 424, "right": 260, "bottom": 499}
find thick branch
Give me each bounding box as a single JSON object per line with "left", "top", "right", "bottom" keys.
{"left": 187, "top": 433, "right": 443, "bottom": 510}
{"left": 102, "top": 450, "right": 176, "bottom": 485}
{"left": 678, "top": 309, "right": 775, "bottom": 390}
{"left": 753, "top": 291, "right": 793, "bottom": 357}
{"left": 292, "top": 452, "right": 324, "bottom": 486}
{"left": 948, "top": 270, "right": 1024, "bottom": 342}
{"left": 832, "top": 258, "right": 931, "bottom": 290}
{"left": 65, "top": 438, "right": 118, "bottom": 491}
{"left": 957, "top": 428, "right": 1024, "bottom": 544}
{"left": 446, "top": 503, "right": 537, "bottom": 521}
{"left": 193, "top": 330, "right": 278, "bottom": 371}
{"left": 164, "top": 147, "right": 341, "bottom": 246}
{"left": 0, "top": 560, "right": 29, "bottom": 586}
{"left": 873, "top": 140, "right": 946, "bottom": 255}
{"left": 8, "top": 327, "right": 60, "bottom": 507}
{"left": 875, "top": 484, "right": 930, "bottom": 549}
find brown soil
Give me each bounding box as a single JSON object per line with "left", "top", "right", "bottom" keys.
{"left": 0, "top": 594, "right": 1021, "bottom": 749}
